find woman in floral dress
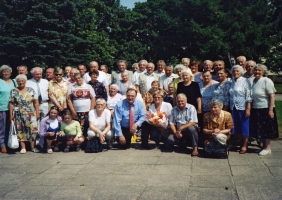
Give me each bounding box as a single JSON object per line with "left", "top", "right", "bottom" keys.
{"left": 9, "top": 75, "right": 40, "bottom": 154}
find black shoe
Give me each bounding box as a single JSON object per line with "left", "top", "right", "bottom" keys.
{"left": 140, "top": 144, "right": 152, "bottom": 150}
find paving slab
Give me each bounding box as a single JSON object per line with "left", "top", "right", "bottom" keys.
{"left": 0, "top": 185, "right": 18, "bottom": 198}
{"left": 0, "top": 173, "right": 37, "bottom": 186}
{"left": 140, "top": 186, "right": 188, "bottom": 200}
{"left": 50, "top": 185, "right": 96, "bottom": 200}
{"left": 190, "top": 175, "right": 235, "bottom": 189}
{"left": 186, "top": 187, "right": 238, "bottom": 200}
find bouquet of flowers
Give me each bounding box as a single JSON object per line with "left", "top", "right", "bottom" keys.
{"left": 146, "top": 111, "right": 168, "bottom": 128}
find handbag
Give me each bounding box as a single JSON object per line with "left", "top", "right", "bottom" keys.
{"left": 85, "top": 137, "right": 103, "bottom": 153}
{"left": 8, "top": 121, "right": 19, "bottom": 149}
{"left": 204, "top": 140, "right": 228, "bottom": 159}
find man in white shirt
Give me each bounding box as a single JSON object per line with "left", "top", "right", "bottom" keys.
{"left": 159, "top": 65, "right": 178, "bottom": 93}
{"left": 133, "top": 60, "right": 147, "bottom": 84}
{"left": 83, "top": 61, "right": 109, "bottom": 92}
{"left": 154, "top": 60, "right": 165, "bottom": 75}
{"left": 26, "top": 67, "right": 49, "bottom": 120}
{"left": 111, "top": 60, "right": 134, "bottom": 84}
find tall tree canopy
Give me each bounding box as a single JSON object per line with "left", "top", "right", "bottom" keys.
{"left": 0, "top": 0, "right": 281, "bottom": 72}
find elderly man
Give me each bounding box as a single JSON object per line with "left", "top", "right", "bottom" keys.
{"left": 111, "top": 60, "right": 133, "bottom": 84}
{"left": 203, "top": 60, "right": 213, "bottom": 71}
{"left": 212, "top": 60, "right": 225, "bottom": 81}
{"left": 26, "top": 67, "right": 49, "bottom": 120}
{"left": 100, "top": 65, "right": 111, "bottom": 83}
{"left": 167, "top": 93, "right": 199, "bottom": 156}
{"left": 182, "top": 58, "right": 190, "bottom": 69}
{"left": 78, "top": 64, "right": 87, "bottom": 77}
{"left": 17, "top": 65, "right": 28, "bottom": 75}
{"left": 154, "top": 60, "right": 166, "bottom": 75}
{"left": 159, "top": 65, "right": 178, "bottom": 93}
{"left": 237, "top": 56, "right": 247, "bottom": 70}
{"left": 243, "top": 60, "right": 256, "bottom": 83}
{"left": 83, "top": 61, "right": 109, "bottom": 92}
{"left": 133, "top": 60, "right": 147, "bottom": 84}
{"left": 113, "top": 88, "right": 146, "bottom": 149}
{"left": 136, "top": 62, "right": 160, "bottom": 97}
{"left": 45, "top": 67, "right": 54, "bottom": 81}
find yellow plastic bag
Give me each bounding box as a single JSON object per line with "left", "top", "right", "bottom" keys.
{"left": 131, "top": 134, "right": 137, "bottom": 143}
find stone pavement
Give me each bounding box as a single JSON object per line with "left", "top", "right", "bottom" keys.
{"left": 0, "top": 140, "right": 282, "bottom": 200}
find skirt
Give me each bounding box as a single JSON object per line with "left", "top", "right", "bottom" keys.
{"left": 250, "top": 108, "right": 279, "bottom": 140}
{"left": 231, "top": 107, "right": 249, "bottom": 136}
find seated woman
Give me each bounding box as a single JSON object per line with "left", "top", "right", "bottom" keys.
{"left": 57, "top": 110, "right": 85, "bottom": 152}
{"left": 141, "top": 90, "right": 172, "bottom": 149}
{"left": 39, "top": 106, "right": 62, "bottom": 153}
{"left": 203, "top": 99, "right": 234, "bottom": 145}
{"left": 87, "top": 98, "right": 114, "bottom": 149}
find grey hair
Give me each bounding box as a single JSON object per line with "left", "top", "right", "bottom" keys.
{"left": 70, "top": 68, "right": 78, "bottom": 73}
{"left": 132, "top": 63, "right": 139, "bottom": 68}
{"left": 110, "top": 84, "right": 119, "bottom": 91}
{"left": 0, "top": 65, "right": 12, "bottom": 75}
{"left": 246, "top": 60, "right": 256, "bottom": 67}
{"left": 121, "top": 71, "right": 129, "bottom": 76}
{"left": 54, "top": 67, "right": 64, "bottom": 76}
{"left": 181, "top": 58, "right": 190, "bottom": 63}
{"left": 231, "top": 65, "right": 244, "bottom": 76}
{"left": 138, "top": 60, "right": 148, "bottom": 66}
{"left": 15, "top": 74, "right": 27, "bottom": 82}
{"left": 96, "top": 98, "right": 106, "bottom": 106}
{"left": 252, "top": 64, "right": 268, "bottom": 76}
{"left": 176, "top": 93, "right": 187, "bottom": 101}
{"left": 74, "top": 72, "right": 83, "bottom": 78}
{"left": 165, "top": 65, "right": 174, "bottom": 70}
{"left": 181, "top": 69, "right": 194, "bottom": 78}
{"left": 30, "top": 67, "right": 43, "bottom": 74}
{"left": 208, "top": 99, "right": 223, "bottom": 109}
{"left": 174, "top": 64, "right": 185, "bottom": 73}
{"left": 237, "top": 56, "right": 246, "bottom": 61}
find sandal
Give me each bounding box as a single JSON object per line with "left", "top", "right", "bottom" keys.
{"left": 47, "top": 148, "right": 53, "bottom": 154}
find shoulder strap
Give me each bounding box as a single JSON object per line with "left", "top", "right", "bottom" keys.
{"left": 12, "top": 79, "right": 16, "bottom": 87}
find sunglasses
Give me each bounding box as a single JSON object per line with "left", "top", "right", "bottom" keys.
{"left": 55, "top": 74, "right": 62, "bottom": 76}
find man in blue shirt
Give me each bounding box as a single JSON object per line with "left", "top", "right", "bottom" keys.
{"left": 113, "top": 88, "right": 146, "bottom": 149}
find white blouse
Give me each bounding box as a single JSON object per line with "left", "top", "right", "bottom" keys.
{"left": 148, "top": 102, "right": 173, "bottom": 120}
{"left": 107, "top": 93, "right": 124, "bottom": 109}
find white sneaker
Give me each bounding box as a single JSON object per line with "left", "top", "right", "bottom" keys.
{"left": 32, "top": 148, "right": 40, "bottom": 153}
{"left": 259, "top": 149, "right": 271, "bottom": 156}
{"left": 20, "top": 149, "right": 26, "bottom": 154}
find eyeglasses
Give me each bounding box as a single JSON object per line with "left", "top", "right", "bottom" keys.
{"left": 55, "top": 74, "right": 62, "bottom": 76}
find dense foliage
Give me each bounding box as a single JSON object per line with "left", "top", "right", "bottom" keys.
{"left": 0, "top": 0, "right": 281, "bottom": 72}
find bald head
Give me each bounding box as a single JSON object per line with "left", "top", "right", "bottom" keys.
{"left": 89, "top": 61, "right": 99, "bottom": 71}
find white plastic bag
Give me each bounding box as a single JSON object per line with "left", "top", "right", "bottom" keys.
{"left": 8, "top": 121, "right": 19, "bottom": 149}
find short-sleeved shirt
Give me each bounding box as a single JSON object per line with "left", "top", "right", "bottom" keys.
{"left": 212, "top": 81, "right": 231, "bottom": 107}
{"left": 0, "top": 79, "right": 16, "bottom": 111}
{"left": 199, "top": 80, "right": 219, "bottom": 112}
{"left": 251, "top": 77, "right": 276, "bottom": 109}
{"left": 169, "top": 103, "right": 198, "bottom": 128}
{"left": 48, "top": 79, "right": 69, "bottom": 109}
{"left": 83, "top": 71, "right": 109, "bottom": 87}
{"left": 148, "top": 102, "right": 173, "bottom": 120}
{"left": 60, "top": 120, "right": 82, "bottom": 137}
{"left": 67, "top": 83, "right": 96, "bottom": 112}
{"left": 107, "top": 93, "right": 124, "bottom": 109}
{"left": 88, "top": 109, "right": 111, "bottom": 131}
{"left": 9, "top": 87, "right": 37, "bottom": 112}
{"left": 176, "top": 82, "right": 202, "bottom": 109}
{"left": 159, "top": 73, "right": 178, "bottom": 92}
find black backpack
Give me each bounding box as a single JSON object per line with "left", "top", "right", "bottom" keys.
{"left": 204, "top": 140, "right": 229, "bottom": 159}
{"left": 85, "top": 137, "right": 103, "bottom": 153}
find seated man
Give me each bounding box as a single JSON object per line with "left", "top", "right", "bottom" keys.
{"left": 167, "top": 93, "right": 199, "bottom": 156}
{"left": 203, "top": 99, "right": 234, "bottom": 145}
{"left": 113, "top": 88, "right": 146, "bottom": 149}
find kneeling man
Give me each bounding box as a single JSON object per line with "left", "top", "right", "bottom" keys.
{"left": 113, "top": 88, "right": 146, "bottom": 149}
{"left": 168, "top": 93, "right": 199, "bottom": 156}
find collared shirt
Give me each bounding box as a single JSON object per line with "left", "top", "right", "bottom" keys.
{"left": 212, "top": 81, "right": 231, "bottom": 107}
{"left": 133, "top": 69, "right": 146, "bottom": 84}
{"left": 26, "top": 78, "right": 49, "bottom": 102}
{"left": 154, "top": 70, "right": 165, "bottom": 75}
{"left": 106, "top": 73, "right": 111, "bottom": 84}
{"left": 243, "top": 72, "right": 255, "bottom": 86}
{"left": 169, "top": 103, "right": 198, "bottom": 128}
{"left": 111, "top": 69, "right": 133, "bottom": 84}
{"left": 229, "top": 76, "right": 252, "bottom": 110}
{"left": 136, "top": 72, "right": 156, "bottom": 91}
{"left": 83, "top": 71, "right": 109, "bottom": 87}
{"left": 113, "top": 99, "right": 146, "bottom": 136}
{"left": 159, "top": 73, "right": 179, "bottom": 92}
{"left": 199, "top": 80, "right": 219, "bottom": 112}
{"left": 48, "top": 79, "right": 69, "bottom": 109}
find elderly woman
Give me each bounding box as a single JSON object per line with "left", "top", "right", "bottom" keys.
{"left": 116, "top": 71, "right": 134, "bottom": 95}
{"left": 172, "top": 64, "right": 185, "bottom": 92}
{"left": 67, "top": 73, "right": 96, "bottom": 132}
{"left": 132, "top": 63, "right": 139, "bottom": 73}
{"left": 39, "top": 106, "right": 62, "bottom": 153}
{"left": 229, "top": 65, "right": 252, "bottom": 154}
{"left": 48, "top": 67, "right": 69, "bottom": 112}
{"left": 176, "top": 70, "right": 202, "bottom": 113}
{"left": 163, "top": 83, "right": 174, "bottom": 106}
{"left": 141, "top": 90, "right": 172, "bottom": 149}
{"left": 87, "top": 98, "right": 114, "bottom": 149}
{"left": 189, "top": 60, "right": 202, "bottom": 83}
{"left": 9, "top": 75, "right": 40, "bottom": 154}
{"left": 203, "top": 99, "right": 234, "bottom": 145}
{"left": 250, "top": 64, "right": 278, "bottom": 156}
{"left": 0, "top": 65, "right": 17, "bottom": 153}
{"left": 107, "top": 84, "right": 124, "bottom": 117}
{"left": 199, "top": 70, "right": 218, "bottom": 114}
{"left": 212, "top": 68, "right": 231, "bottom": 111}
{"left": 88, "top": 69, "right": 107, "bottom": 101}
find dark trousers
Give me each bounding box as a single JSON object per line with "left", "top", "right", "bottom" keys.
{"left": 117, "top": 127, "right": 132, "bottom": 149}
{"left": 141, "top": 121, "right": 159, "bottom": 146}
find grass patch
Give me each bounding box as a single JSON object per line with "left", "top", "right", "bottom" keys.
{"left": 276, "top": 101, "right": 282, "bottom": 138}
{"left": 275, "top": 83, "right": 282, "bottom": 93}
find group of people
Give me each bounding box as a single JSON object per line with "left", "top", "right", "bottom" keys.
{"left": 0, "top": 56, "right": 278, "bottom": 157}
